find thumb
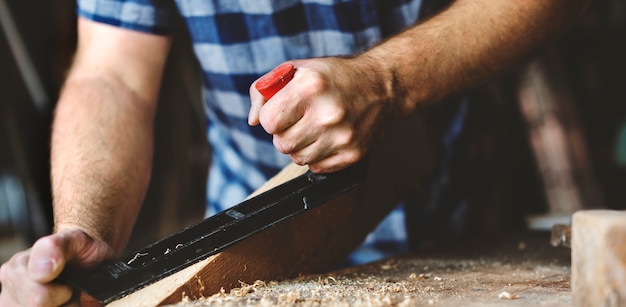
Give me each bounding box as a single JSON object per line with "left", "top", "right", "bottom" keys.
{"left": 27, "top": 229, "right": 93, "bottom": 283}
{"left": 27, "top": 234, "right": 69, "bottom": 283}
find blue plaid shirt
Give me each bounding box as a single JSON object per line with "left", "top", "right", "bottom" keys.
{"left": 77, "top": 0, "right": 458, "bottom": 265}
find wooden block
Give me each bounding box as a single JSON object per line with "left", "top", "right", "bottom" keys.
{"left": 106, "top": 110, "right": 441, "bottom": 306}
{"left": 572, "top": 210, "right": 626, "bottom": 307}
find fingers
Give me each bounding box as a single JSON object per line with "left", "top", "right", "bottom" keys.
{"left": 249, "top": 63, "right": 297, "bottom": 126}
{"left": 0, "top": 250, "right": 73, "bottom": 307}
{"left": 288, "top": 136, "right": 364, "bottom": 173}
{"left": 248, "top": 81, "right": 264, "bottom": 126}
{"left": 268, "top": 92, "right": 358, "bottom": 169}
{"left": 0, "top": 229, "right": 113, "bottom": 306}
{"left": 274, "top": 121, "right": 364, "bottom": 173}
{"left": 308, "top": 152, "right": 362, "bottom": 174}
{"left": 258, "top": 86, "right": 305, "bottom": 135}
{"left": 249, "top": 79, "right": 303, "bottom": 130}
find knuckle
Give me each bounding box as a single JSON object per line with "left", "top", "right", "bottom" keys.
{"left": 1, "top": 251, "right": 27, "bottom": 278}
{"left": 35, "top": 235, "right": 60, "bottom": 249}
{"left": 335, "top": 130, "right": 354, "bottom": 148}
{"left": 290, "top": 154, "right": 306, "bottom": 166}
{"left": 292, "top": 159, "right": 306, "bottom": 166}
{"left": 32, "top": 236, "right": 64, "bottom": 259}
{"left": 273, "top": 137, "right": 292, "bottom": 154}
{"left": 317, "top": 103, "right": 345, "bottom": 127}
{"left": 343, "top": 150, "right": 363, "bottom": 165}
{"left": 302, "top": 72, "right": 326, "bottom": 96}
{"left": 259, "top": 111, "right": 278, "bottom": 134}
{"left": 326, "top": 151, "right": 362, "bottom": 173}
{"left": 308, "top": 164, "right": 322, "bottom": 173}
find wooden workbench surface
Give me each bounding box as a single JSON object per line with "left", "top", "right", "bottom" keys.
{"left": 166, "top": 231, "right": 571, "bottom": 306}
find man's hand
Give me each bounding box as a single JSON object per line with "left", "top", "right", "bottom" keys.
{"left": 249, "top": 57, "right": 398, "bottom": 173}
{"left": 249, "top": 0, "right": 589, "bottom": 174}
{"left": 0, "top": 228, "right": 115, "bottom": 306}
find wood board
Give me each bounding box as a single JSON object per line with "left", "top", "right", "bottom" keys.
{"left": 107, "top": 110, "right": 441, "bottom": 306}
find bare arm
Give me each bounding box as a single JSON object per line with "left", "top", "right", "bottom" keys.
{"left": 52, "top": 18, "right": 171, "bottom": 252}
{"left": 0, "top": 18, "right": 172, "bottom": 307}
{"left": 249, "top": 0, "right": 589, "bottom": 173}
{"left": 364, "top": 0, "right": 589, "bottom": 115}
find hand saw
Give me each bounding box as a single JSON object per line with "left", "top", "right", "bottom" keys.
{"left": 58, "top": 63, "right": 367, "bottom": 303}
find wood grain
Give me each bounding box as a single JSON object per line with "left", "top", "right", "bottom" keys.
{"left": 107, "top": 110, "right": 441, "bottom": 306}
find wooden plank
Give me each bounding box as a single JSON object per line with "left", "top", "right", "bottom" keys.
{"left": 107, "top": 111, "right": 441, "bottom": 306}
{"left": 571, "top": 210, "right": 626, "bottom": 306}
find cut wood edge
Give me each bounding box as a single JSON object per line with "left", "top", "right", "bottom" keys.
{"left": 107, "top": 256, "right": 216, "bottom": 307}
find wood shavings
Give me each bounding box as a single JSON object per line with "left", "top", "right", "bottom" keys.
{"left": 196, "top": 275, "right": 205, "bottom": 295}
{"left": 317, "top": 276, "right": 339, "bottom": 286}
{"left": 498, "top": 291, "right": 519, "bottom": 300}
{"left": 180, "top": 291, "right": 190, "bottom": 303}
{"left": 127, "top": 252, "right": 148, "bottom": 265}
{"left": 230, "top": 280, "right": 267, "bottom": 297}
{"left": 323, "top": 277, "right": 338, "bottom": 285}
{"left": 409, "top": 273, "right": 429, "bottom": 281}
{"left": 166, "top": 234, "right": 571, "bottom": 307}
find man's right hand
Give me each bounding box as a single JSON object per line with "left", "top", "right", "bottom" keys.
{"left": 0, "top": 228, "right": 115, "bottom": 306}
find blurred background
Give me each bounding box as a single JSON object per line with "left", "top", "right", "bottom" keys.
{"left": 0, "top": 0, "right": 625, "bottom": 262}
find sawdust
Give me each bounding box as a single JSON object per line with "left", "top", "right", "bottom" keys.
{"left": 498, "top": 291, "right": 520, "bottom": 300}
{"left": 167, "top": 232, "right": 572, "bottom": 307}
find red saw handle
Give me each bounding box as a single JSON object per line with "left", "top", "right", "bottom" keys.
{"left": 255, "top": 63, "right": 296, "bottom": 100}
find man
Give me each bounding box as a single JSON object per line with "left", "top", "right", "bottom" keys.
{"left": 0, "top": 0, "right": 587, "bottom": 306}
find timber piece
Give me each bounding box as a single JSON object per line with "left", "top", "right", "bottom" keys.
{"left": 572, "top": 210, "right": 626, "bottom": 307}
{"left": 107, "top": 110, "right": 441, "bottom": 306}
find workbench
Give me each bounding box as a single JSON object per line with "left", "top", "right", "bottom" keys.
{"left": 166, "top": 231, "right": 571, "bottom": 306}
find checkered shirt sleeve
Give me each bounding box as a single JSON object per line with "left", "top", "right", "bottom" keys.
{"left": 77, "top": 0, "right": 179, "bottom": 34}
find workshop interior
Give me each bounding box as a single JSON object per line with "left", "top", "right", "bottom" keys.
{"left": 1, "top": 0, "right": 626, "bottom": 304}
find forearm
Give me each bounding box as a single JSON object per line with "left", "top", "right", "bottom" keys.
{"left": 363, "top": 0, "right": 589, "bottom": 115}
{"left": 51, "top": 72, "right": 157, "bottom": 253}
